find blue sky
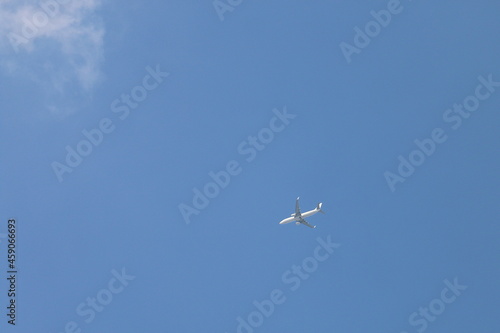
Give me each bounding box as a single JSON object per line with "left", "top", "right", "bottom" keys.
{"left": 0, "top": 1, "right": 499, "bottom": 332}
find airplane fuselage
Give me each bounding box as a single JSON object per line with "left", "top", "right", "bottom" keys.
{"left": 279, "top": 209, "right": 319, "bottom": 224}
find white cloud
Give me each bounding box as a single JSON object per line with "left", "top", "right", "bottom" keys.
{"left": 0, "top": 0, "right": 105, "bottom": 114}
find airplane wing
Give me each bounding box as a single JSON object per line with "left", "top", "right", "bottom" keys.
{"left": 299, "top": 217, "right": 316, "bottom": 229}
{"left": 295, "top": 197, "right": 301, "bottom": 217}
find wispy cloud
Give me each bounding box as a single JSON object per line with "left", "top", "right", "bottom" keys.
{"left": 0, "top": 0, "right": 105, "bottom": 115}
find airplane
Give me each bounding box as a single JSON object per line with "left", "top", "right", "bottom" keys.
{"left": 279, "top": 197, "right": 324, "bottom": 229}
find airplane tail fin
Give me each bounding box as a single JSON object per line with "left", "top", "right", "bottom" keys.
{"left": 317, "top": 203, "right": 325, "bottom": 214}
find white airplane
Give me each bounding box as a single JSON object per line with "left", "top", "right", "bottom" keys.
{"left": 279, "top": 197, "right": 324, "bottom": 229}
